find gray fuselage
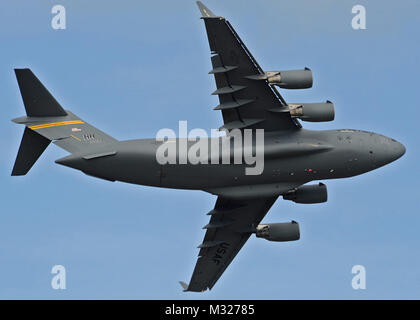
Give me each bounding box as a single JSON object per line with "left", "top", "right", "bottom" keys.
{"left": 56, "top": 128, "right": 405, "bottom": 196}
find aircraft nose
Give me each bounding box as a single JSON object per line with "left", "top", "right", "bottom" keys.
{"left": 390, "top": 139, "right": 406, "bottom": 161}
{"left": 366, "top": 133, "right": 406, "bottom": 169}
{"left": 372, "top": 135, "right": 406, "bottom": 166}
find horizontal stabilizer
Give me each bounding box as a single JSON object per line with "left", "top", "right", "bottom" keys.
{"left": 11, "top": 127, "right": 51, "bottom": 176}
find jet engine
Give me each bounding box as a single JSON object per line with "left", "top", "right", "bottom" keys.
{"left": 289, "top": 101, "right": 335, "bottom": 122}
{"left": 255, "top": 221, "right": 300, "bottom": 242}
{"left": 283, "top": 183, "right": 328, "bottom": 204}
{"left": 266, "top": 68, "right": 313, "bottom": 89}
{"left": 246, "top": 68, "right": 313, "bottom": 89}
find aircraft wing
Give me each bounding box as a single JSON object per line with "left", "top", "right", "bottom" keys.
{"left": 181, "top": 195, "right": 278, "bottom": 292}
{"left": 197, "top": 1, "right": 300, "bottom": 132}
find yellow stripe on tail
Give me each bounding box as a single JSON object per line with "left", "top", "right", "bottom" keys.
{"left": 29, "top": 120, "right": 84, "bottom": 130}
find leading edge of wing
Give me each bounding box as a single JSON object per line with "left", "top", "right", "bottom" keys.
{"left": 196, "top": 3, "right": 300, "bottom": 132}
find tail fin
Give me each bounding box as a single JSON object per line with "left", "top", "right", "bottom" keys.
{"left": 15, "top": 69, "right": 67, "bottom": 117}
{"left": 12, "top": 68, "right": 117, "bottom": 175}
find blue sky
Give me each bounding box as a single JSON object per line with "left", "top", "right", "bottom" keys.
{"left": 0, "top": 0, "right": 419, "bottom": 299}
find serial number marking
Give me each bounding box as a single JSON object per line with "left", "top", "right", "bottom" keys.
{"left": 209, "top": 304, "right": 255, "bottom": 315}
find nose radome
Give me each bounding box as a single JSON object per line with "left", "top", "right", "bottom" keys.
{"left": 370, "top": 134, "right": 405, "bottom": 167}
{"left": 382, "top": 136, "right": 405, "bottom": 164}
{"left": 391, "top": 139, "right": 406, "bottom": 161}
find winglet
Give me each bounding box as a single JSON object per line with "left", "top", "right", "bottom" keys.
{"left": 196, "top": 1, "right": 216, "bottom": 18}
{"left": 179, "top": 281, "right": 189, "bottom": 292}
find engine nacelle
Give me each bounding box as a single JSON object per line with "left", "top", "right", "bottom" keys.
{"left": 256, "top": 221, "right": 300, "bottom": 242}
{"left": 289, "top": 101, "right": 335, "bottom": 122}
{"left": 266, "top": 68, "right": 313, "bottom": 89}
{"left": 283, "top": 183, "right": 328, "bottom": 204}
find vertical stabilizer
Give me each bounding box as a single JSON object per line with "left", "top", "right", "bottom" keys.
{"left": 14, "top": 68, "right": 67, "bottom": 117}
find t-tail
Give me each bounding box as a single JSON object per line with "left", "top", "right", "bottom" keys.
{"left": 11, "top": 68, "right": 117, "bottom": 176}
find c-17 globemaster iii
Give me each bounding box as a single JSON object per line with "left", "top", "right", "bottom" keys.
{"left": 11, "top": 2, "right": 405, "bottom": 292}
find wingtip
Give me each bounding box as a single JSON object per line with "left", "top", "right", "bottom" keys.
{"left": 179, "top": 281, "right": 189, "bottom": 292}
{"left": 196, "top": 1, "right": 216, "bottom": 17}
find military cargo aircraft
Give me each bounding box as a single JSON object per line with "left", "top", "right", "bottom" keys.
{"left": 11, "top": 2, "right": 405, "bottom": 292}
